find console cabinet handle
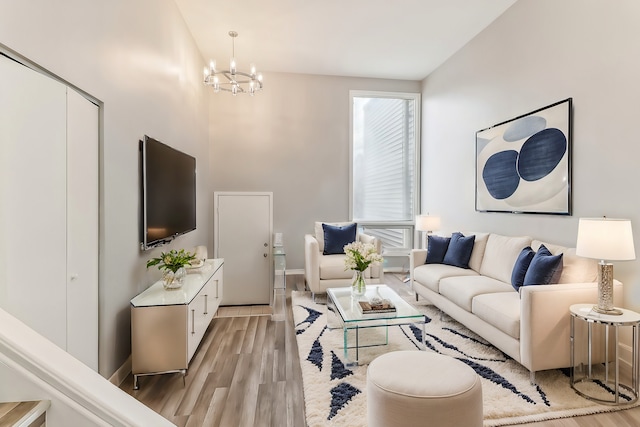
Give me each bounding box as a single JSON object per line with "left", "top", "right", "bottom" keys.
{"left": 191, "top": 309, "right": 195, "bottom": 335}
{"left": 203, "top": 294, "right": 208, "bottom": 315}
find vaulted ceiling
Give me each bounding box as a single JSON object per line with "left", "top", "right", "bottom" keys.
{"left": 175, "top": 0, "right": 517, "bottom": 81}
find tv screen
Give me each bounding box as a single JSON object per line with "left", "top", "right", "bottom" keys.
{"left": 141, "top": 135, "right": 196, "bottom": 250}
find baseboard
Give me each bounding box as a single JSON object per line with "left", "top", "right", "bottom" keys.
{"left": 109, "top": 355, "right": 132, "bottom": 387}
{"left": 285, "top": 269, "right": 304, "bottom": 275}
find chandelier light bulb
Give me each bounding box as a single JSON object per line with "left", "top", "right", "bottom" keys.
{"left": 210, "top": 60, "right": 216, "bottom": 73}
{"left": 230, "top": 58, "right": 236, "bottom": 75}
{"left": 250, "top": 63, "right": 256, "bottom": 77}
{"left": 203, "top": 67, "right": 209, "bottom": 78}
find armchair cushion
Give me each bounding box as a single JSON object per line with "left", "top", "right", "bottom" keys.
{"left": 322, "top": 222, "right": 357, "bottom": 255}
{"left": 315, "top": 221, "right": 355, "bottom": 253}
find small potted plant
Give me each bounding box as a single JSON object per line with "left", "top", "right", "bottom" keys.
{"left": 147, "top": 249, "right": 197, "bottom": 289}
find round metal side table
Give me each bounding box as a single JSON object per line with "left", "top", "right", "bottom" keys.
{"left": 570, "top": 303, "right": 640, "bottom": 405}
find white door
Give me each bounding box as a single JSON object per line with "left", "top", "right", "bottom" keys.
{"left": 66, "top": 88, "right": 99, "bottom": 371}
{"left": 0, "top": 55, "right": 99, "bottom": 370}
{"left": 214, "top": 192, "right": 272, "bottom": 305}
{"left": 0, "top": 55, "right": 68, "bottom": 348}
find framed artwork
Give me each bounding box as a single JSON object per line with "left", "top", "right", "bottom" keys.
{"left": 475, "top": 98, "right": 572, "bottom": 215}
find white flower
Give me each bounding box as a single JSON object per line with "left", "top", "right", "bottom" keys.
{"left": 344, "top": 241, "right": 383, "bottom": 272}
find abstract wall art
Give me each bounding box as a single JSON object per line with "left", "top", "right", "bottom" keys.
{"left": 476, "top": 98, "right": 572, "bottom": 215}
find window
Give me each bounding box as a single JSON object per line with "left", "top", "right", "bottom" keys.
{"left": 350, "top": 91, "right": 420, "bottom": 254}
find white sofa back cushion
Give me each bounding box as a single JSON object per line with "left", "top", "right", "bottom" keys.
{"left": 480, "top": 234, "right": 532, "bottom": 284}
{"left": 531, "top": 240, "right": 598, "bottom": 284}
{"left": 466, "top": 232, "right": 490, "bottom": 273}
{"left": 314, "top": 221, "right": 355, "bottom": 253}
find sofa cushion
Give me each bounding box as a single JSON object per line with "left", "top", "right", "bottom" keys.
{"left": 426, "top": 235, "right": 450, "bottom": 264}
{"left": 413, "top": 264, "right": 478, "bottom": 293}
{"left": 439, "top": 275, "right": 514, "bottom": 312}
{"left": 523, "top": 244, "right": 563, "bottom": 286}
{"left": 532, "top": 240, "right": 598, "bottom": 283}
{"left": 443, "top": 232, "right": 475, "bottom": 269}
{"left": 511, "top": 246, "right": 535, "bottom": 290}
{"left": 472, "top": 292, "right": 521, "bottom": 339}
{"left": 322, "top": 222, "right": 357, "bottom": 255}
{"left": 467, "top": 232, "right": 490, "bottom": 273}
{"left": 315, "top": 221, "right": 354, "bottom": 253}
{"left": 480, "top": 234, "right": 532, "bottom": 284}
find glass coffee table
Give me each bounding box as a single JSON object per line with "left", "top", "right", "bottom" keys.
{"left": 327, "top": 285, "right": 426, "bottom": 365}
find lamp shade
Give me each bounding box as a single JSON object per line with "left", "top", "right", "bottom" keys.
{"left": 415, "top": 215, "right": 441, "bottom": 232}
{"left": 576, "top": 218, "right": 636, "bottom": 261}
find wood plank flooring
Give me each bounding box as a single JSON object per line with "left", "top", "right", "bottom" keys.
{"left": 120, "top": 274, "right": 640, "bottom": 427}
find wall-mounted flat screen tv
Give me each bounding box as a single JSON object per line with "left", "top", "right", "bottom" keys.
{"left": 140, "top": 135, "right": 196, "bottom": 250}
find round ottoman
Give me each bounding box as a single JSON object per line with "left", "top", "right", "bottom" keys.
{"left": 367, "top": 351, "right": 483, "bottom": 427}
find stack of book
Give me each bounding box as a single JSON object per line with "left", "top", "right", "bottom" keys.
{"left": 357, "top": 299, "right": 396, "bottom": 315}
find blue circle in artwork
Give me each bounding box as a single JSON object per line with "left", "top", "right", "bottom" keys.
{"left": 482, "top": 150, "right": 520, "bottom": 200}
{"left": 517, "top": 128, "right": 567, "bottom": 181}
{"left": 503, "top": 116, "right": 547, "bottom": 142}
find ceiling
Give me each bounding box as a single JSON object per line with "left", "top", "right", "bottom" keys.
{"left": 174, "top": 0, "right": 517, "bottom": 81}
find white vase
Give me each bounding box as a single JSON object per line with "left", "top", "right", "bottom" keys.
{"left": 163, "top": 267, "right": 186, "bottom": 290}
{"left": 351, "top": 270, "right": 367, "bottom": 298}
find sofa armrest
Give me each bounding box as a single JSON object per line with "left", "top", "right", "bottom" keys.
{"left": 519, "top": 280, "right": 623, "bottom": 372}
{"left": 409, "top": 249, "right": 427, "bottom": 288}
{"left": 304, "top": 234, "right": 320, "bottom": 293}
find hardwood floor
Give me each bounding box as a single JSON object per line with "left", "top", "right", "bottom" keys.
{"left": 121, "top": 273, "right": 640, "bottom": 427}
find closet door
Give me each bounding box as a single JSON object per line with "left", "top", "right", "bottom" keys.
{"left": 0, "top": 55, "right": 68, "bottom": 348}
{"left": 66, "top": 89, "right": 99, "bottom": 370}
{"left": 0, "top": 55, "right": 99, "bottom": 370}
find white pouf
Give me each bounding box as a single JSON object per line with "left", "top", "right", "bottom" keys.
{"left": 367, "top": 351, "right": 483, "bottom": 427}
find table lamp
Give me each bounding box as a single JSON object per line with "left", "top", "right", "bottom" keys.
{"left": 415, "top": 215, "right": 441, "bottom": 249}
{"left": 576, "top": 217, "right": 635, "bottom": 315}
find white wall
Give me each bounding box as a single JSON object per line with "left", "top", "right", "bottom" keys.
{"left": 0, "top": 0, "right": 210, "bottom": 377}
{"left": 209, "top": 72, "right": 421, "bottom": 270}
{"left": 421, "top": 0, "right": 640, "bottom": 309}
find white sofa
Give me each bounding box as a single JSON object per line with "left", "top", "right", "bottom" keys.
{"left": 304, "top": 222, "right": 382, "bottom": 299}
{"left": 410, "top": 232, "right": 622, "bottom": 381}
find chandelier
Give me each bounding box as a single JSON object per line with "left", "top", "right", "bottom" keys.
{"left": 203, "top": 31, "right": 263, "bottom": 96}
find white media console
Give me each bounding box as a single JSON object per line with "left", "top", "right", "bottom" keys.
{"left": 130, "top": 259, "right": 224, "bottom": 389}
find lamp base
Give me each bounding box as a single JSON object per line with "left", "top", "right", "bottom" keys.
{"left": 595, "top": 262, "right": 622, "bottom": 315}
{"left": 592, "top": 305, "right": 623, "bottom": 316}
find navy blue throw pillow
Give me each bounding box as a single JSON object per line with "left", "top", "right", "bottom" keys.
{"left": 511, "top": 246, "right": 535, "bottom": 291}
{"left": 442, "top": 232, "right": 476, "bottom": 269}
{"left": 522, "top": 244, "right": 564, "bottom": 286}
{"left": 426, "top": 235, "right": 450, "bottom": 264}
{"left": 322, "top": 223, "right": 357, "bottom": 255}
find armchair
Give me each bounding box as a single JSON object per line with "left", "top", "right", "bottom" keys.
{"left": 304, "top": 222, "right": 383, "bottom": 300}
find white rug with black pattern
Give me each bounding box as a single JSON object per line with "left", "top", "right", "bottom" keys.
{"left": 292, "top": 291, "right": 639, "bottom": 427}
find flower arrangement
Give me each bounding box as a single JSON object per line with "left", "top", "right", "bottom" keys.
{"left": 146, "top": 248, "right": 197, "bottom": 273}
{"left": 344, "top": 241, "right": 383, "bottom": 296}
{"left": 344, "top": 241, "right": 383, "bottom": 272}
{"left": 147, "top": 249, "right": 197, "bottom": 289}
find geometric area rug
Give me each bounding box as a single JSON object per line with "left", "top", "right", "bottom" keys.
{"left": 292, "top": 291, "right": 639, "bottom": 427}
